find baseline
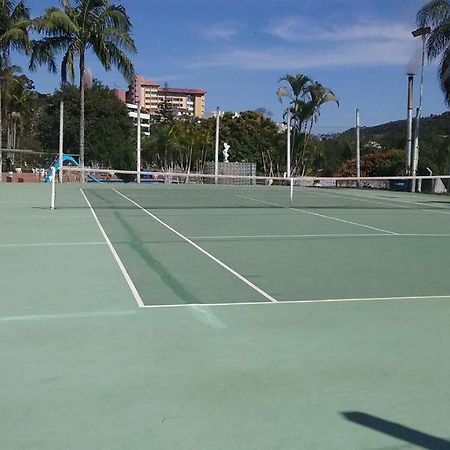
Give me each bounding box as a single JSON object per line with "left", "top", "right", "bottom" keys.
{"left": 80, "top": 189, "right": 145, "bottom": 308}
{"left": 187, "top": 233, "right": 450, "bottom": 240}
{"left": 139, "top": 294, "right": 450, "bottom": 309}
{"left": 113, "top": 188, "right": 278, "bottom": 303}
{"left": 0, "top": 241, "right": 106, "bottom": 248}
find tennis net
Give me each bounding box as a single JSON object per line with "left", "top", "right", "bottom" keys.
{"left": 50, "top": 167, "right": 450, "bottom": 211}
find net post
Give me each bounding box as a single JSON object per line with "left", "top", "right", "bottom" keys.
{"left": 50, "top": 166, "right": 56, "bottom": 210}
{"left": 289, "top": 177, "right": 294, "bottom": 206}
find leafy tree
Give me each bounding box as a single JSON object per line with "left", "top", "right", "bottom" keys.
{"left": 277, "top": 73, "right": 338, "bottom": 175}
{"left": 417, "top": 0, "right": 450, "bottom": 105}
{"left": 31, "top": 0, "right": 136, "bottom": 173}
{"left": 0, "top": 0, "right": 30, "bottom": 167}
{"left": 38, "top": 81, "right": 135, "bottom": 168}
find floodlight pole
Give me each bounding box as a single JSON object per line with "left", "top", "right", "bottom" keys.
{"left": 356, "top": 108, "right": 361, "bottom": 185}
{"left": 214, "top": 106, "right": 220, "bottom": 184}
{"left": 59, "top": 98, "right": 64, "bottom": 183}
{"left": 0, "top": 85, "right": 2, "bottom": 183}
{"left": 411, "top": 26, "right": 431, "bottom": 192}
{"left": 286, "top": 107, "right": 291, "bottom": 178}
{"left": 406, "top": 74, "right": 414, "bottom": 174}
{"left": 137, "top": 103, "right": 141, "bottom": 183}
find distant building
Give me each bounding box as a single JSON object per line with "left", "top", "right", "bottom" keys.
{"left": 116, "top": 75, "right": 206, "bottom": 118}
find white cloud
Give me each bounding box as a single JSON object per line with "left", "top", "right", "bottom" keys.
{"left": 187, "top": 38, "right": 417, "bottom": 71}
{"left": 266, "top": 16, "right": 413, "bottom": 43}
{"left": 202, "top": 22, "right": 240, "bottom": 41}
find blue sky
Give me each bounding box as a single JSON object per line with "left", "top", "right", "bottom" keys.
{"left": 15, "top": 0, "right": 448, "bottom": 132}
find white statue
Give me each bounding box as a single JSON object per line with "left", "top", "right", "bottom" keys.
{"left": 223, "top": 142, "right": 230, "bottom": 163}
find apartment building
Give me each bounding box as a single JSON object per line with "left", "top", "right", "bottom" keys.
{"left": 116, "top": 75, "right": 206, "bottom": 118}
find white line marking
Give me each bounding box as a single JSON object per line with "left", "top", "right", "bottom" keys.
{"left": 0, "top": 241, "right": 106, "bottom": 248}
{"left": 80, "top": 189, "right": 145, "bottom": 308}
{"left": 309, "top": 188, "right": 450, "bottom": 216}
{"left": 238, "top": 194, "right": 399, "bottom": 235}
{"left": 188, "top": 233, "right": 450, "bottom": 240}
{"left": 139, "top": 294, "right": 450, "bottom": 308}
{"left": 113, "top": 188, "right": 278, "bottom": 303}
{"left": 0, "top": 310, "right": 136, "bottom": 323}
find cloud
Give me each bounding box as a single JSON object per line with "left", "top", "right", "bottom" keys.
{"left": 202, "top": 22, "right": 240, "bottom": 41}
{"left": 266, "top": 16, "right": 413, "bottom": 43}
{"left": 188, "top": 38, "right": 417, "bottom": 71}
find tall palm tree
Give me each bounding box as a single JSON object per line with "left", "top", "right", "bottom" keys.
{"left": 278, "top": 73, "right": 338, "bottom": 175}
{"left": 417, "top": 0, "right": 450, "bottom": 105}
{"left": 31, "top": 0, "right": 136, "bottom": 177}
{"left": 0, "top": 0, "right": 30, "bottom": 176}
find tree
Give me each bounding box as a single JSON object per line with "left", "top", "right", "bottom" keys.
{"left": 0, "top": 0, "right": 30, "bottom": 169}
{"left": 31, "top": 0, "right": 136, "bottom": 175}
{"left": 277, "top": 73, "right": 338, "bottom": 175}
{"left": 417, "top": 0, "right": 450, "bottom": 105}
{"left": 38, "top": 81, "right": 135, "bottom": 168}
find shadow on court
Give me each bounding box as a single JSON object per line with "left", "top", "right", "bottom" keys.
{"left": 342, "top": 411, "right": 450, "bottom": 449}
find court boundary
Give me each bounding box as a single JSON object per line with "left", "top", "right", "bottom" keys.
{"left": 139, "top": 294, "right": 450, "bottom": 309}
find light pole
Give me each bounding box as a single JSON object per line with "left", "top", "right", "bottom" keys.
{"left": 137, "top": 102, "right": 141, "bottom": 183}
{"left": 214, "top": 106, "right": 221, "bottom": 183}
{"left": 0, "top": 78, "right": 2, "bottom": 183}
{"left": 356, "top": 108, "right": 361, "bottom": 185}
{"left": 411, "top": 26, "right": 431, "bottom": 192}
{"left": 276, "top": 86, "right": 292, "bottom": 178}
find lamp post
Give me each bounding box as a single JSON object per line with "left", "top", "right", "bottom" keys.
{"left": 214, "top": 106, "right": 221, "bottom": 184}
{"left": 137, "top": 102, "right": 141, "bottom": 183}
{"left": 356, "top": 108, "right": 361, "bottom": 185}
{"left": 0, "top": 77, "right": 2, "bottom": 183}
{"left": 411, "top": 26, "right": 431, "bottom": 192}
{"left": 276, "top": 86, "right": 292, "bottom": 178}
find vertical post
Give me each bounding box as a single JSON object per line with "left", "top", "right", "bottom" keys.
{"left": 411, "top": 34, "right": 427, "bottom": 192}
{"left": 406, "top": 74, "right": 414, "bottom": 175}
{"left": 286, "top": 107, "right": 291, "bottom": 178}
{"left": 289, "top": 177, "right": 294, "bottom": 206}
{"left": 137, "top": 103, "right": 141, "bottom": 183}
{"left": 0, "top": 86, "right": 2, "bottom": 183}
{"left": 356, "top": 108, "right": 361, "bottom": 186}
{"left": 59, "top": 99, "right": 64, "bottom": 183}
{"left": 50, "top": 166, "right": 56, "bottom": 210}
{"left": 215, "top": 106, "right": 220, "bottom": 184}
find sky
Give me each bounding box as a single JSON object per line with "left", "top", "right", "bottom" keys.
{"left": 15, "top": 0, "right": 448, "bottom": 133}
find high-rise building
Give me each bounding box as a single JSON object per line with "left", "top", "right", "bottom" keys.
{"left": 119, "top": 75, "right": 206, "bottom": 118}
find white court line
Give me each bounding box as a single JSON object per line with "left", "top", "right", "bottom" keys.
{"left": 113, "top": 188, "right": 278, "bottom": 303}
{"left": 80, "top": 189, "right": 145, "bottom": 308}
{"left": 310, "top": 187, "right": 450, "bottom": 216}
{"left": 187, "top": 233, "right": 450, "bottom": 240}
{"left": 140, "top": 294, "right": 450, "bottom": 308}
{"left": 237, "top": 195, "right": 399, "bottom": 235}
{"left": 0, "top": 241, "right": 106, "bottom": 248}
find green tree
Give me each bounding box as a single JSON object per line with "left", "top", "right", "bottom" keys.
{"left": 38, "top": 81, "right": 135, "bottom": 168}
{"left": 417, "top": 0, "right": 450, "bottom": 105}
{"left": 277, "top": 73, "right": 338, "bottom": 175}
{"left": 0, "top": 0, "right": 30, "bottom": 168}
{"left": 31, "top": 0, "right": 136, "bottom": 174}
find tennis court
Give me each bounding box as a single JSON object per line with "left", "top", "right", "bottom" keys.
{"left": 2, "top": 179, "right": 450, "bottom": 449}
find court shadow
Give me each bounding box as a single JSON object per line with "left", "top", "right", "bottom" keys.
{"left": 341, "top": 411, "right": 450, "bottom": 449}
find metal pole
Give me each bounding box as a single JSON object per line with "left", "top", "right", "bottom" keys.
{"left": 356, "top": 108, "right": 361, "bottom": 185}
{"left": 406, "top": 74, "right": 414, "bottom": 175}
{"left": 286, "top": 107, "right": 291, "bottom": 178}
{"left": 59, "top": 99, "right": 64, "bottom": 183}
{"left": 0, "top": 87, "right": 2, "bottom": 183}
{"left": 215, "top": 106, "right": 220, "bottom": 184}
{"left": 137, "top": 103, "right": 141, "bottom": 183}
{"left": 411, "top": 35, "right": 427, "bottom": 192}
{"left": 50, "top": 166, "right": 56, "bottom": 210}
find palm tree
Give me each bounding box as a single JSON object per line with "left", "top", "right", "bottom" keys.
{"left": 0, "top": 0, "right": 30, "bottom": 176}
{"left": 417, "top": 0, "right": 450, "bottom": 105}
{"left": 278, "top": 73, "right": 338, "bottom": 175}
{"left": 31, "top": 0, "right": 136, "bottom": 177}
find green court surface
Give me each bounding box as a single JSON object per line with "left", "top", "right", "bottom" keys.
{"left": 2, "top": 182, "right": 450, "bottom": 449}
